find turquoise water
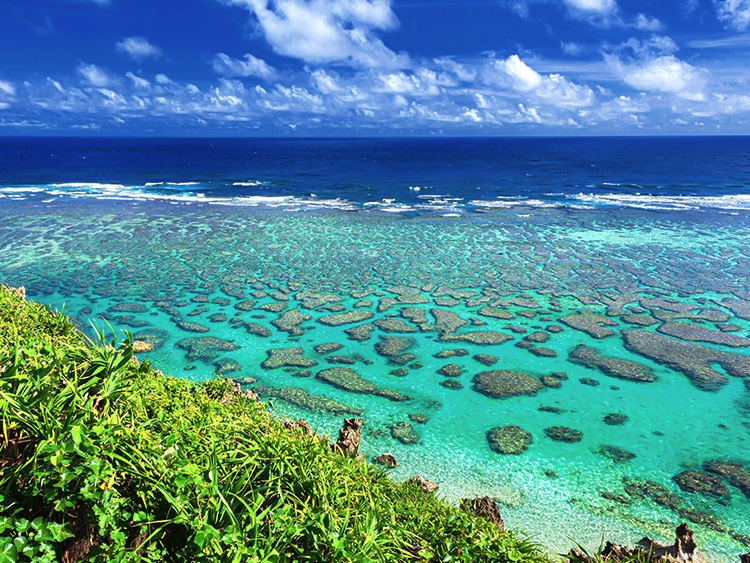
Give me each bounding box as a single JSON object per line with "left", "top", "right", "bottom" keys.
{"left": 2, "top": 199, "right": 750, "bottom": 560}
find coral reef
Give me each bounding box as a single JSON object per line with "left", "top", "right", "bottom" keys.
{"left": 472, "top": 370, "right": 542, "bottom": 398}
{"left": 486, "top": 425, "right": 532, "bottom": 455}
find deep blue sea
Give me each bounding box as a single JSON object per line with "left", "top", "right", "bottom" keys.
{"left": 1, "top": 136, "right": 750, "bottom": 560}
{"left": 1, "top": 136, "right": 749, "bottom": 211}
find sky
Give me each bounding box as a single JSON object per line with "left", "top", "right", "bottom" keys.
{"left": 1, "top": 0, "right": 750, "bottom": 136}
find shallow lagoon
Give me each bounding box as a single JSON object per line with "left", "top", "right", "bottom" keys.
{"left": 1, "top": 198, "right": 749, "bottom": 560}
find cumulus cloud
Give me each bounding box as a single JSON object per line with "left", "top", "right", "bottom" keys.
{"left": 562, "top": 0, "right": 620, "bottom": 25}
{"left": 706, "top": 93, "right": 750, "bottom": 114}
{"left": 564, "top": 0, "right": 617, "bottom": 16}
{"left": 604, "top": 36, "right": 709, "bottom": 101}
{"left": 375, "top": 70, "right": 443, "bottom": 96}
{"left": 220, "top": 0, "right": 408, "bottom": 68}
{"left": 492, "top": 55, "right": 595, "bottom": 108}
{"left": 715, "top": 0, "right": 750, "bottom": 30}
{"left": 434, "top": 58, "right": 477, "bottom": 83}
{"left": 77, "top": 64, "right": 113, "bottom": 87}
{"left": 116, "top": 37, "right": 163, "bottom": 61}
{"left": 495, "top": 55, "right": 543, "bottom": 91}
{"left": 212, "top": 53, "right": 276, "bottom": 79}
{"left": 606, "top": 54, "right": 708, "bottom": 101}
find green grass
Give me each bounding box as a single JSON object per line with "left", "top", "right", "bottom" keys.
{"left": 0, "top": 286, "right": 552, "bottom": 562}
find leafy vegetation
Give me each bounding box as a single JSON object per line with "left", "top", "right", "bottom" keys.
{"left": 0, "top": 286, "right": 551, "bottom": 562}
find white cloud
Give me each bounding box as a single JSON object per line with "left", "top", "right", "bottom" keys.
{"left": 492, "top": 55, "right": 595, "bottom": 108}
{"left": 434, "top": 58, "right": 477, "bottom": 83}
{"left": 536, "top": 73, "right": 595, "bottom": 107}
{"left": 606, "top": 54, "right": 708, "bottom": 101}
{"left": 634, "top": 13, "right": 662, "bottom": 31}
{"left": 116, "top": 37, "right": 163, "bottom": 61}
{"left": 77, "top": 64, "right": 113, "bottom": 87}
{"left": 616, "top": 36, "right": 678, "bottom": 58}
{"left": 715, "top": 0, "right": 750, "bottom": 30}
{"left": 126, "top": 72, "right": 151, "bottom": 89}
{"left": 221, "top": 0, "right": 408, "bottom": 68}
{"left": 516, "top": 103, "right": 543, "bottom": 123}
{"left": 564, "top": 0, "right": 617, "bottom": 15}
{"left": 375, "top": 70, "right": 441, "bottom": 96}
{"left": 462, "top": 108, "right": 483, "bottom": 123}
{"left": 563, "top": 0, "right": 620, "bottom": 25}
{"left": 505, "top": 0, "right": 654, "bottom": 29}
{"left": 0, "top": 80, "right": 16, "bottom": 96}
{"left": 696, "top": 93, "right": 750, "bottom": 116}
{"left": 212, "top": 53, "right": 276, "bottom": 79}
{"left": 495, "top": 55, "right": 542, "bottom": 92}
{"left": 561, "top": 42, "right": 586, "bottom": 56}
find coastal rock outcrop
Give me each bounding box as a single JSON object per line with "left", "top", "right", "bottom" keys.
{"left": 373, "top": 453, "right": 398, "bottom": 468}
{"left": 459, "top": 497, "right": 505, "bottom": 530}
{"left": 282, "top": 419, "right": 313, "bottom": 434}
{"left": 333, "top": 417, "right": 362, "bottom": 456}
{"left": 567, "top": 523, "right": 706, "bottom": 563}
{"left": 406, "top": 475, "right": 439, "bottom": 493}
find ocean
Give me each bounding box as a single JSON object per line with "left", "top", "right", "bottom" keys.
{"left": 1, "top": 136, "right": 749, "bottom": 560}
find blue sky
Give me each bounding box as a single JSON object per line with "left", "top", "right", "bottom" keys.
{"left": 1, "top": 0, "right": 749, "bottom": 135}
